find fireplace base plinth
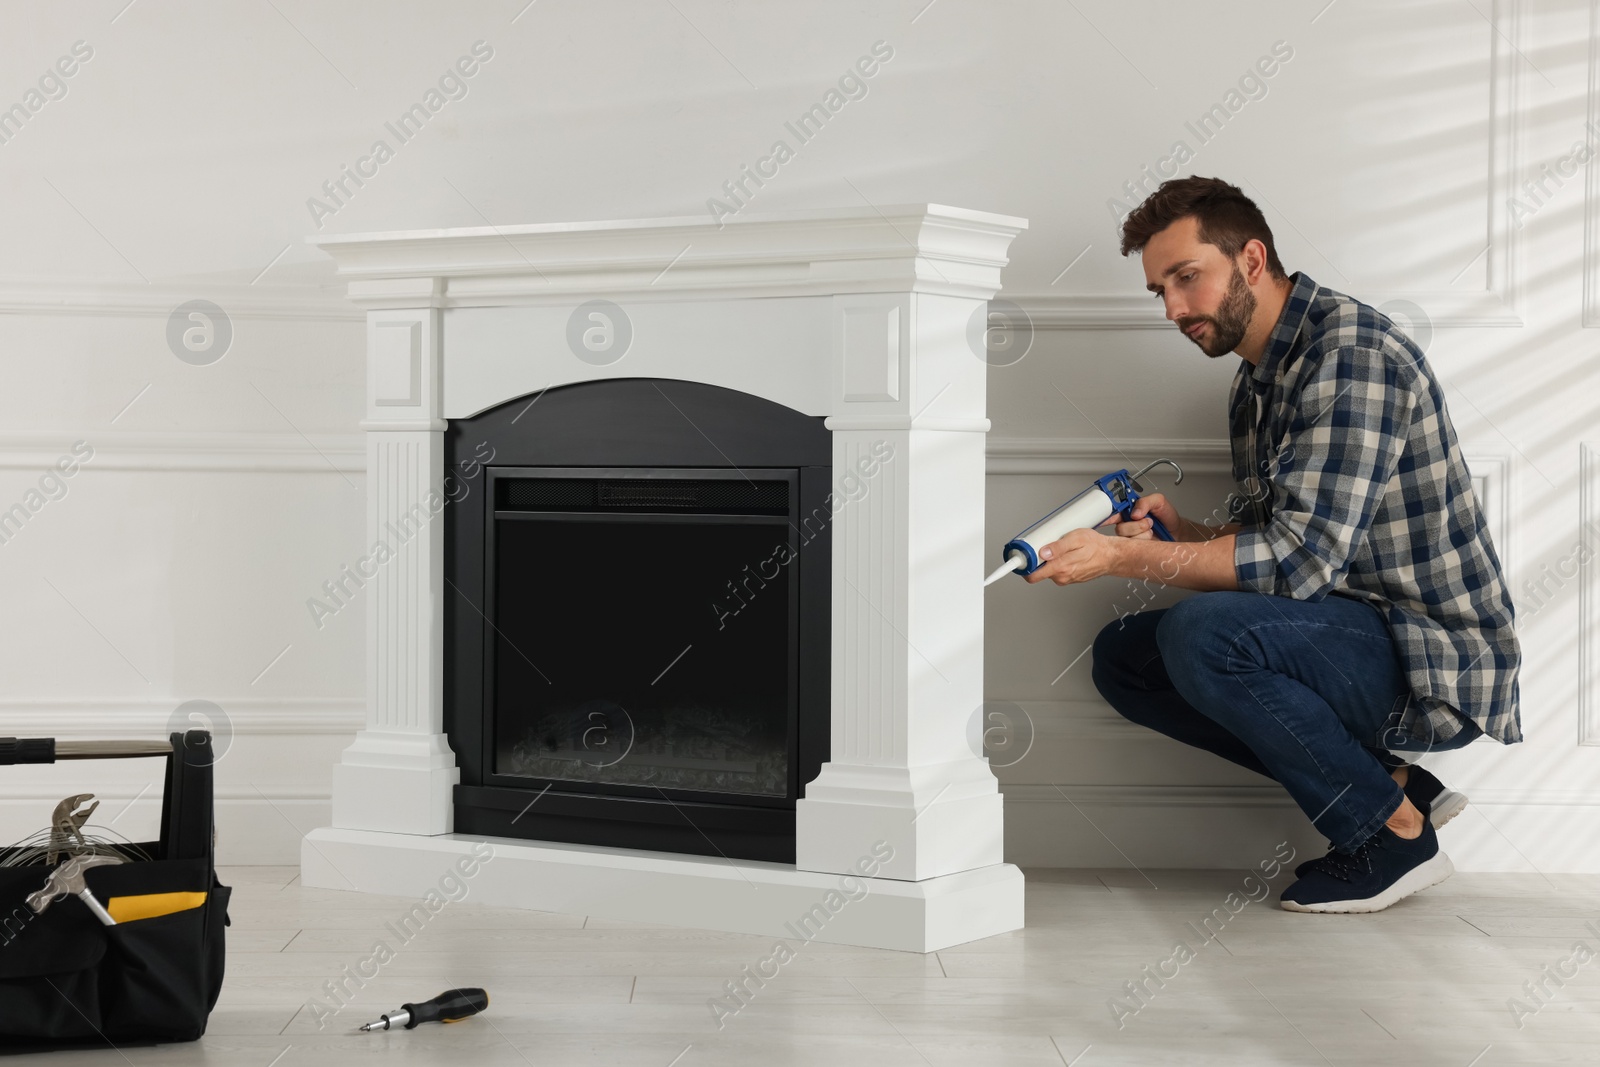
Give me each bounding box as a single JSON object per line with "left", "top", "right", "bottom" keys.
{"left": 797, "top": 760, "right": 1007, "bottom": 881}
{"left": 331, "top": 731, "right": 460, "bottom": 836}
{"left": 301, "top": 827, "right": 1023, "bottom": 953}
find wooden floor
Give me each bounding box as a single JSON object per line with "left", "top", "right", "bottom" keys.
{"left": 12, "top": 864, "right": 1600, "bottom": 1066}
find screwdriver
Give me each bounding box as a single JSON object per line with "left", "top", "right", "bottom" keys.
{"left": 359, "top": 987, "right": 489, "bottom": 1031}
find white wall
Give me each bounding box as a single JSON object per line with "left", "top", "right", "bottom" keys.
{"left": 1, "top": 0, "right": 1594, "bottom": 870}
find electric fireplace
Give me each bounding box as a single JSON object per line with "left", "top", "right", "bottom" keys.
{"left": 304, "top": 204, "right": 1029, "bottom": 952}
{"left": 444, "top": 378, "right": 831, "bottom": 861}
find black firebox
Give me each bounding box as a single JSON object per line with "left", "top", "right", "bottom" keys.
{"left": 444, "top": 378, "right": 831, "bottom": 862}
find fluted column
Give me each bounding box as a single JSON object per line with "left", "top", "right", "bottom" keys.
{"left": 796, "top": 292, "right": 1005, "bottom": 881}
{"left": 331, "top": 285, "right": 460, "bottom": 835}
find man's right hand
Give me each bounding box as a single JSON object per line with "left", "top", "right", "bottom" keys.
{"left": 1110, "top": 492, "right": 1183, "bottom": 540}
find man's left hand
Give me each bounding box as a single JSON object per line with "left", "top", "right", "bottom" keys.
{"left": 1026, "top": 528, "right": 1123, "bottom": 586}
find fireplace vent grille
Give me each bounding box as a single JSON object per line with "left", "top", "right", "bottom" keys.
{"left": 498, "top": 477, "right": 789, "bottom": 515}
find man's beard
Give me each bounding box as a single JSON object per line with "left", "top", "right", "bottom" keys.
{"left": 1177, "top": 264, "right": 1256, "bottom": 358}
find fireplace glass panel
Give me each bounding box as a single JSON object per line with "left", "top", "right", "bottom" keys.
{"left": 492, "top": 512, "right": 794, "bottom": 798}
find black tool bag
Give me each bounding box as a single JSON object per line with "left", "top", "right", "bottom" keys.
{"left": 0, "top": 730, "right": 231, "bottom": 1044}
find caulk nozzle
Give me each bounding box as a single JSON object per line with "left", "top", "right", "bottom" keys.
{"left": 983, "top": 554, "right": 1025, "bottom": 587}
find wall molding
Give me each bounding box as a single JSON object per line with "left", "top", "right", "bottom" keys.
{"left": 0, "top": 280, "right": 361, "bottom": 321}
{"left": 990, "top": 699, "right": 1499, "bottom": 748}
{"left": 7, "top": 432, "right": 1231, "bottom": 478}
{"left": 0, "top": 698, "right": 364, "bottom": 738}
{"left": 987, "top": 699, "right": 1144, "bottom": 743}
{"left": 1013, "top": 0, "right": 1525, "bottom": 330}
{"left": 1581, "top": 443, "right": 1600, "bottom": 744}
{"left": 1004, "top": 288, "right": 1523, "bottom": 331}
{"left": 1002, "top": 783, "right": 1293, "bottom": 808}
{"left": 986, "top": 437, "right": 1231, "bottom": 477}
{"left": 0, "top": 432, "right": 365, "bottom": 472}
{"left": 1585, "top": 0, "right": 1600, "bottom": 326}
{"left": 0, "top": 435, "right": 1514, "bottom": 484}
{"left": 1468, "top": 453, "right": 1514, "bottom": 581}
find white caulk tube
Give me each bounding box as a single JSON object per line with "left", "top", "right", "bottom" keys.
{"left": 983, "top": 483, "right": 1122, "bottom": 586}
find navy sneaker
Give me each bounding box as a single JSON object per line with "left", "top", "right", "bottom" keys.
{"left": 1292, "top": 766, "right": 1466, "bottom": 877}
{"left": 1280, "top": 821, "right": 1453, "bottom": 913}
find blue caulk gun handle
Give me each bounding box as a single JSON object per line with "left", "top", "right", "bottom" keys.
{"left": 1143, "top": 514, "right": 1176, "bottom": 541}
{"left": 984, "top": 459, "right": 1183, "bottom": 585}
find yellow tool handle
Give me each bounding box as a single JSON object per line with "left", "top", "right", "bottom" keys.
{"left": 105, "top": 890, "right": 208, "bottom": 923}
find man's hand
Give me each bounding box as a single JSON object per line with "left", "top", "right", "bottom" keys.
{"left": 1027, "top": 528, "right": 1123, "bottom": 586}
{"left": 1024, "top": 517, "right": 1241, "bottom": 592}
{"left": 1111, "top": 492, "right": 1181, "bottom": 540}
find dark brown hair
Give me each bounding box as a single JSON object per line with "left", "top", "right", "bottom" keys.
{"left": 1119, "top": 176, "right": 1287, "bottom": 279}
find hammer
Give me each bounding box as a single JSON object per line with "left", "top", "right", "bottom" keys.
{"left": 26, "top": 854, "right": 122, "bottom": 926}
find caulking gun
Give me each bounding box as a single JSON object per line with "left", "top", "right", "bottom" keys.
{"left": 983, "top": 459, "right": 1184, "bottom": 586}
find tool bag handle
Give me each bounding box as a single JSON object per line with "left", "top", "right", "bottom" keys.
{"left": 0, "top": 738, "right": 175, "bottom": 762}
{"left": 0, "top": 731, "right": 214, "bottom": 864}
{"left": 161, "top": 731, "right": 215, "bottom": 864}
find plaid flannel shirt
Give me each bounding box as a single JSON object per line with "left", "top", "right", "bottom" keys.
{"left": 1227, "top": 272, "right": 1521, "bottom": 745}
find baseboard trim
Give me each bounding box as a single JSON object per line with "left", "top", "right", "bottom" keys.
{"left": 0, "top": 793, "right": 333, "bottom": 866}
{"left": 0, "top": 786, "right": 331, "bottom": 802}
{"left": 1000, "top": 782, "right": 1600, "bottom": 810}
{"left": 1001, "top": 782, "right": 1600, "bottom": 873}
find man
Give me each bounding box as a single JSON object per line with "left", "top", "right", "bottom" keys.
{"left": 1026, "top": 176, "right": 1520, "bottom": 913}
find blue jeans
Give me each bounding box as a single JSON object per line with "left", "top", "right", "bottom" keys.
{"left": 1091, "top": 591, "right": 1481, "bottom": 853}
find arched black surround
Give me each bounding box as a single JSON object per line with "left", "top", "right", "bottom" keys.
{"left": 444, "top": 378, "right": 832, "bottom": 863}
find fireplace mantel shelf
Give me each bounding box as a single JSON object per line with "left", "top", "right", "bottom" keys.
{"left": 309, "top": 203, "right": 1028, "bottom": 305}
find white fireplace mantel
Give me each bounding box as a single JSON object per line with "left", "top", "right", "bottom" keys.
{"left": 301, "top": 204, "right": 1029, "bottom": 952}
